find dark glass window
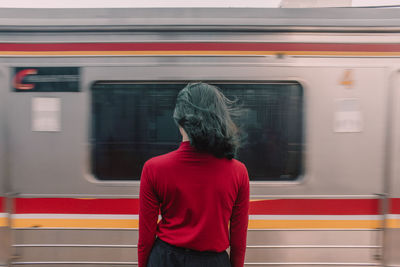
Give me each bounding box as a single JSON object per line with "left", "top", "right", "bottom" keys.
{"left": 91, "top": 82, "right": 303, "bottom": 181}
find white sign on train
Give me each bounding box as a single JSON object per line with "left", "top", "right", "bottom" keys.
{"left": 32, "top": 97, "right": 61, "bottom": 132}
{"left": 333, "top": 98, "right": 363, "bottom": 133}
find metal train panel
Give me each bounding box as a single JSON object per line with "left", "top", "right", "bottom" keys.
{"left": 1, "top": 49, "right": 397, "bottom": 267}
{"left": 0, "top": 65, "right": 10, "bottom": 266}
{"left": 384, "top": 70, "right": 400, "bottom": 266}
{"left": 0, "top": 67, "right": 6, "bottom": 195}
{"left": 3, "top": 63, "right": 390, "bottom": 197}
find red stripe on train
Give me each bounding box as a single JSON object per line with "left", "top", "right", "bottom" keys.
{"left": 0, "top": 197, "right": 4, "bottom": 213}
{"left": 0, "top": 42, "right": 400, "bottom": 52}
{"left": 249, "top": 199, "right": 380, "bottom": 215}
{"left": 391, "top": 198, "right": 400, "bottom": 214}
{"left": 14, "top": 198, "right": 386, "bottom": 215}
{"left": 15, "top": 198, "right": 139, "bottom": 214}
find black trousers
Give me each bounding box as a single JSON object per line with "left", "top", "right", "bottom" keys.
{"left": 147, "top": 238, "right": 231, "bottom": 267}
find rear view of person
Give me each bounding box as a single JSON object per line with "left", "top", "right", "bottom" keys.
{"left": 138, "top": 83, "right": 250, "bottom": 267}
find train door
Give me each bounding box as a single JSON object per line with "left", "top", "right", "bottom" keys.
{"left": 385, "top": 69, "right": 400, "bottom": 266}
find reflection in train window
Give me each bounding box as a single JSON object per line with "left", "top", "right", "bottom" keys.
{"left": 91, "top": 82, "right": 303, "bottom": 181}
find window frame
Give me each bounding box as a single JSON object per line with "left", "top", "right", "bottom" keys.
{"left": 85, "top": 80, "right": 306, "bottom": 186}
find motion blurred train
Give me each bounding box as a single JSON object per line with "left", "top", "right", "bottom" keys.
{"left": 0, "top": 6, "right": 400, "bottom": 267}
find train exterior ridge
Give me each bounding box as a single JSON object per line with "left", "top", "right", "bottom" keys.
{"left": 0, "top": 7, "right": 400, "bottom": 267}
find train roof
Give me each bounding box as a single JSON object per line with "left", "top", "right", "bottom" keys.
{"left": 0, "top": 8, "right": 400, "bottom": 32}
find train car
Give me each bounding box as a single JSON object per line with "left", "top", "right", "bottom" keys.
{"left": 0, "top": 7, "right": 400, "bottom": 267}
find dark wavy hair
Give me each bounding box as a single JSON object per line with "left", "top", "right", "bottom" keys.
{"left": 173, "top": 83, "right": 241, "bottom": 159}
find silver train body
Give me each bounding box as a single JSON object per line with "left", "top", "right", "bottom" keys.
{"left": 0, "top": 7, "right": 399, "bottom": 267}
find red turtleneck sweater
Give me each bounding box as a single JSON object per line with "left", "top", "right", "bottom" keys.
{"left": 138, "top": 141, "right": 249, "bottom": 267}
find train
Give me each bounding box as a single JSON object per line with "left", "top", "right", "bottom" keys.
{"left": 0, "top": 6, "right": 400, "bottom": 267}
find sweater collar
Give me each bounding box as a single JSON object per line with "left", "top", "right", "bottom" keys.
{"left": 178, "top": 141, "right": 216, "bottom": 158}
{"left": 178, "top": 141, "right": 195, "bottom": 152}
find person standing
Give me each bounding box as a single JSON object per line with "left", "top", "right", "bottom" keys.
{"left": 138, "top": 83, "right": 249, "bottom": 267}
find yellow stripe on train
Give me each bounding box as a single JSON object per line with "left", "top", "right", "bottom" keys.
{"left": 6, "top": 218, "right": 400, "bottom": 229}
{"left": 0, "top": 217, "right": 7, "bottom": 227}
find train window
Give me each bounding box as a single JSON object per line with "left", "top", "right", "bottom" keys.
{"left": 91, "top": 82, "right": 303, "bottom": 181}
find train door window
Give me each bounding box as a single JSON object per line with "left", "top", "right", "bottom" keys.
{"left": 91, "top": 82, "right": 303, "bottom": 181}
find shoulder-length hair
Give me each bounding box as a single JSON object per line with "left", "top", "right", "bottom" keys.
{"left": 173, "top": 82, "right": 241, "bottom": 159}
